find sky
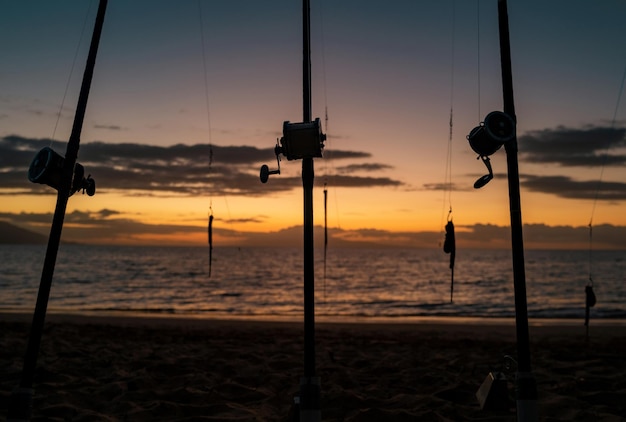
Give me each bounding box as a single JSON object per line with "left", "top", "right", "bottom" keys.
{"left": 1, "top": 0, "right": 626, "bottom": 249}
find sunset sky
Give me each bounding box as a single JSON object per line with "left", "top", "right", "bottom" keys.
{"left": 1, "top": 0, "right": 626, "bottom": 249}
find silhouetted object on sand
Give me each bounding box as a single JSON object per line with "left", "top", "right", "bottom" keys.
{"left": 476, "top": 371, "right": 511, "bottom": 411}
{"left": 8, "top": 1, "right": 108, "bottom": 421}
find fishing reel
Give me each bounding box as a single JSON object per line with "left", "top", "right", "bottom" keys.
{"left": 260, "top": 118, "right": 326, "bottom": 183}
{"left": 28, "top": 147, "right": 96, "bottom": 196}
{"left": 467, "top": 111, "right": 515, "bottom": 189}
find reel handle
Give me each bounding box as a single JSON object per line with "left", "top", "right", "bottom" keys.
{"left": 259, "top": 142, "right": 283, "bottom": 183}
{"left": 260, "top": 164, "right": 280, "bottom": 183}
{"left": 474, "top": 155, "right": 494, "bottom": 189}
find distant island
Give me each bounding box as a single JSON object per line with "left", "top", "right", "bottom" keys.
{"left": 0, "top": 221, "right": 47, "bottom": 244}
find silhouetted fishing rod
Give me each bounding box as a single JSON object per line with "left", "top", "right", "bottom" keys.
{"left": 300, "top": 1, "right": 322, "bottom": 418}
{"left": 498, "top": 1, "right": 537, "bottom": 418}
{"left": 466, "top": 1, "right": 537, "bottom": 419}
{"left": 258, "top": 0, "right": 325, "bottom": 420}
{"left": 8, "top": 1, "right": 107, "bottom": 420}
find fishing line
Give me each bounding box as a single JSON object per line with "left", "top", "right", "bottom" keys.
{"left": 588, "top": 63, "right": 626, "bottom": 270}
{"left": 440, "top": 0, "right": 457, "bottom": 303}
{"left": 439, "top": 0, "right": 455, "bottom": 230}
{"left": 316, "top": 0, "right": 332, "bottom": 302}
{"left": 51, "top": 0, "right": 95, "bottom": 143}
{"left": 585, "top": 60, "right": 626, "bottom": 331}
{"left": 476, "top": 0, "right": 482, "bottom": 121}
{"left": 198, "top": 1, "right": 213, "bottom": 145}
{"left": 198, "top": 0, "right": 215, "bottom": 276}
{"left": 589, "top": 63, "right": 626, "bottom": 226}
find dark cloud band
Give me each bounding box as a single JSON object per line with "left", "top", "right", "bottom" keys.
{"left": 0, "top": 135, "right": 401, "bottom": 196}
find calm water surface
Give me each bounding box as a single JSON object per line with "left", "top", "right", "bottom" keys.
{"left": 0, "top": 245, "right": 624, "bottom": 320}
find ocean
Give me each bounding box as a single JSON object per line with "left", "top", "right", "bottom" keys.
{"left": 1, "top": 244, "right": 624, "bottom": 320}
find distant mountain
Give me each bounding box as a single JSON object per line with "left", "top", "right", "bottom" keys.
{"left": 0, "top": 221, "right": 47, "bottom": 244}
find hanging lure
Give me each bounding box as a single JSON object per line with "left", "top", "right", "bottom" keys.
{"left": 208, "top": 212, "right": 213, "bottom": 278}
{"left": 584, "top": 222, "right": 597, "bottom": 337}
{"left": 199, "top": 1, "right": 214, "bottom": 279}
{"left": 441, "top": 5, "right": 456, "bottom": 304}
{"left": 443, "top": 215, "right": 456, "bottom": 303}
{"left": 585, "top": 282, "right": 596, "bottom": 328}
{"left": 323, "top": 182, "right": 328, "bottom": 299}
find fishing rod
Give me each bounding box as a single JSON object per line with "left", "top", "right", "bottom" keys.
{"left": 499, "top": 1, "right": 537, "bottom": 416}
{"left": 259, "top": 0, "right": 325, "bottom": 420}
{"left": 7, "top": 1, "right": 107, "bottom": 420}
{"left": 466, "top": 0, "right": 537, "bottom": 420}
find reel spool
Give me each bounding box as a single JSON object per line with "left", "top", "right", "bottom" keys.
{"left": 467, "top": 111, "right": 515, "bottom": 189}
{"left": 467, "top": 111, "right": 515, "bottom": 157}
{"left": 28, "top": 147, "right": 95, "bottom": 196}
{"left": 260, "top": 117, "right": 325, "bottom": 183}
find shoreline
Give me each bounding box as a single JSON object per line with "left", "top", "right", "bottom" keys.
{"left": 4, "top": 311, "right": 625, "bottom": 346}
{"left": 2, "top": 309, "right": 625, "bottom": 328}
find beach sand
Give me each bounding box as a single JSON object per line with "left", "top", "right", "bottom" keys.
{"left": 1, "top": 313, "right": 625, "bottom": 421}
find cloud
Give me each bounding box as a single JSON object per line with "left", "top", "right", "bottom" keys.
{"left": 223, "top": 216, "right": 267, "bottom": 224}
{"left": 519, "top": 125, "right": 626, "bottom": 167}
{"left": 335, "top": 163, "right": 393, "bottom": 174}
{"left": 521, "top": 174, "right": 626, "bottom": 200}
{"left": 0, "top": 135, "right": 404, "bottom": 196}
{"left": 2, "top": 210, "right": 624, "bottom": 249}
{"left": 440, "top": 223, "right": 625, "bottom": 250}
{"left": 503, "top": 125, "right": 626, "bottom": 200}
{"left": 95, "top": 208, "right": 121, "bottom": 218}
{"left": 323, "top": 174, "right": 402, "bottom": 188}
{"left": 422, "top": 182, "right": 471, "bottom": 192}
{"left": 93, "top": 124, "right": 124, "bottom": 131}
{"left": 320, "top": 149, "right": 370, "bottom": 160}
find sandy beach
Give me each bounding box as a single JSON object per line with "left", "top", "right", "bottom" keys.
{"left": 1, "top": 313, "right": 625, "bottom": 421}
